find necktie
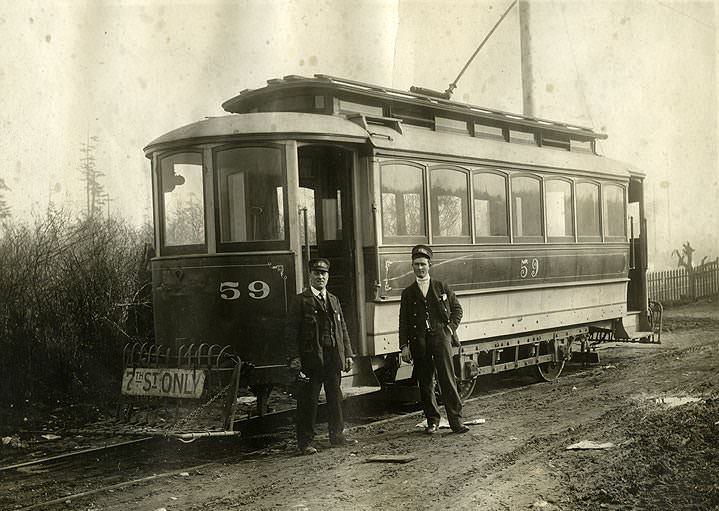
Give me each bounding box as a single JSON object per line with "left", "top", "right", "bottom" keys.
{"left": 319, "top": 292, "right": 327, "bottom": 310}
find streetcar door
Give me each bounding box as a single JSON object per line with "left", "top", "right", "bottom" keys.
{"left": 297, "top": 145, "right": 359, "bottom": 341}
{"left": 627, "top": 176, "right": 650, "bottom": 329}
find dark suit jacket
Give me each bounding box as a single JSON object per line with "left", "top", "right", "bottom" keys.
{"left": 398, "top": 278, "right": 463, "bottom": 359}
{"left": 286, "top": 288, "right": 354, "bottom": 372}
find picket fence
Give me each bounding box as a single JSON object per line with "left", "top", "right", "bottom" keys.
{"left": 647, "top": 261, "right": 719, "bottom": 304}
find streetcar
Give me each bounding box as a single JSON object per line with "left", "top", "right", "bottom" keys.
{"left": 120, "top": 75, "right": 661, "bottom": 436}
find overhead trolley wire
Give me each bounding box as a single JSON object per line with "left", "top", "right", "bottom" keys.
{"left": 656, "top": 1, "right": 715, "bottom": 30}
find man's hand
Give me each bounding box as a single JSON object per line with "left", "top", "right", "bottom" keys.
{"left": 401, "top": 345, "right": 412, "bottom": 364}
{"left": 344, "top": 357, "right": 353, "bottom": 372}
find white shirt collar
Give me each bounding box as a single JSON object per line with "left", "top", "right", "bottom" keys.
{"left": 310, "top": 286, "right": 326, "bottom": 300}
{"left": 416, "top": 276, "right": 430, "bottom": 297}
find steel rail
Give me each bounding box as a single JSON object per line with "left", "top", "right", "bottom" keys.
{"left": 13, "top": 446, "right": 271, "bottom": 511}
{"left": 0, "top": 436, "right": 153, "bottom": 473}
{"left": 14, "top": 461, "right": 215, "bottom": 511}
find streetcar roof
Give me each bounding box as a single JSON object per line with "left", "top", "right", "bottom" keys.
{"left": 222, "top": 74, "right": 607, "bottom": 143}
{"left": 368, "top": 123, "right": 637, "bottom": 178}
{"left": 143, "top": 112, "right": 368, "bottom": 153}
{"left": 145, "top": 111, "right": 639, "bottom": 178}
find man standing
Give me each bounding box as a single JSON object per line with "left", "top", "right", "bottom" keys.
{"left": 287, "top": 258, "right": 356, "bottom": 454}
{"left": 398, "top": 245, "right": 469, "bottom": 434}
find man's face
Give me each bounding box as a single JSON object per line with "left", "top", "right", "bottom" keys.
{"left": 309, "top": 269, "right": 329, "bottom": 291}
{"left": 412, "top": 257, "right": 430, "bottom": 279}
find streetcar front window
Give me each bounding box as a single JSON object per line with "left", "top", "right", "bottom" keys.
{"left": 159, "top": 152, "right": 206, "bottom": 248}
{"left": 216, "top": 146, "right": 287, "bottom": 246}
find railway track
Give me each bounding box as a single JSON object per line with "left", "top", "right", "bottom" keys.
{"left": 0, "top": 361, "right": 619, "bottom": 510}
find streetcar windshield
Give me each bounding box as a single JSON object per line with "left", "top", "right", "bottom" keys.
{"left": 215, "top": 145, "right": 287, "bottom": 247}
{"left": 159, "top": 152, "right": 206, "bottom": 248}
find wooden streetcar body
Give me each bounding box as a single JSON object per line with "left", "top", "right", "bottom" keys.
{"left": 121, "top": 75, "right": 660, "bottom": 435}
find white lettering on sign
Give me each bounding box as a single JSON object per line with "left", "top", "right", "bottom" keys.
{"left": 121, "top": 368, "right": 206, "bottom": 398}
{"left": 520, "top": 258, "right": 540, "bottom": 279}
{"left": 219, "top": 280, "right": 270, "bottom": 300}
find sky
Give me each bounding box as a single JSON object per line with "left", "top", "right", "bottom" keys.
{"left": 0, "top": 0, "right": 717, "bottom": 269}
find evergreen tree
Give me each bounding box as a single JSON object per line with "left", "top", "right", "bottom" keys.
{"left": 79, "top": 134, "right": 107, "bottom": 218}
{"left": 0, "top": 178, "right": 11, "bottom": 220}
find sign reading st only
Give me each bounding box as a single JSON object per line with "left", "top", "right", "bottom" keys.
{"left": 122, "top": 368, "right": 206, "bottom": 398}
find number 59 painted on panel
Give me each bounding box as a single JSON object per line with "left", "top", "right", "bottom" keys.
{"left": 219, "top": 281, "right": 270, "bottom": 300}
{"left": 519, "top": 258, "right": 540, "bottom": 279}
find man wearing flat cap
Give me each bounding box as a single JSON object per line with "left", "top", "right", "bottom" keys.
{"left": 286, "top": 258, "right": 356, "bottom": 454}
{"left": 398, "top": 245, "right": 469, "bottom": 434}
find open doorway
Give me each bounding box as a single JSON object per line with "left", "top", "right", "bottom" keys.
{"left": 297, "top": 145, "right": 358, "bottom": 342}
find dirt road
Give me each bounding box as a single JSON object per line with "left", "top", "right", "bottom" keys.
{"left": 8, "top": 303, "right": 719, "bottom": 510}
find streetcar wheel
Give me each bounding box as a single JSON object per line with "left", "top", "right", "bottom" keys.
{"left": 458, "top": 377, "right": 477, "bottom": 400}
{"left": 435, "top": 376, "right": 477, "bottom": 401}
{"left": 534, "top": 360, "right": 565, "bottom": 382}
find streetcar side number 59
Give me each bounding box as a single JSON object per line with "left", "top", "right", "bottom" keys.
{"left": 220, "top": 281, "right": 270, "bottom": 300}
{"left": 519, "top": 258, "right": 540, "bottom": 279}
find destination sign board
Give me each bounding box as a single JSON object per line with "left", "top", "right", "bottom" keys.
{"left": 122, "top": 368, "right": 206, "bottom": 398}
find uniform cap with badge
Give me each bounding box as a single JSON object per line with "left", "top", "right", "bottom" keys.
{"left": 308, "top": 258, "right": 330, "bottom": 273}
{"left": 411, "top": 244, "right": 433, "bottom": 260}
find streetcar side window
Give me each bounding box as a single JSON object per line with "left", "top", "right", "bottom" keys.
{"left": 429, "top": 167, "right": 470, "bottom": 243}
{"left": 511, "top": 175, "right": 543, "bottom": 242}
{"left": 159, "top": 152, "right": 206, "bottom": 250}
{"left": 215, "top": 146, "right": 287, "bottom": 247}
{"left": 603, "top": 184, "right": 626, "bottom": 240}
{"left": 545, "top": 178, "right": 574, "bottom": 241}
{"left": 472, "top": 171, "right": 509, "bottom": 243}
{"left": 576, "top": 182, "right": 601, "bottom": 241}
{"left": 380, "top": 163, "right": 427, "bottom": 243}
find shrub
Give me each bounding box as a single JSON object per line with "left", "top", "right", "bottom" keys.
{"left": 0, "top": 212, "right": 153, "bottom": 408}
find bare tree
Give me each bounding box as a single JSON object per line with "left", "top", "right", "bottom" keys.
{"left": 672, "top": 241, "right": 695, "bottom": 270}
{"left": 671, "top": 241, "right": 718, "bottom": 300}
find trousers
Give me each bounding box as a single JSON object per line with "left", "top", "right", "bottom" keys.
{"left": 295, "top": 347, "right": 344, "bottom": 448}
{"left": 415, "top": 332, "right": 463, "bottom": 427}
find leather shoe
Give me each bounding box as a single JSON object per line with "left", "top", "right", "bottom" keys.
{"left": 451, "top": 424, "right": 470, "bottom": 434}
{"left": 425, "top": 423, "right": 439, "bottom": 435}
{"left": 330, "top": 434, "right": 357, "bottom": 447}
{"left": 298, "top": 445, "right": 318, "bottom": 455}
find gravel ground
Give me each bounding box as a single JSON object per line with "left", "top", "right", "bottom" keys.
{"left": 2, "top": 300, "right": 718, "bottom": 510}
